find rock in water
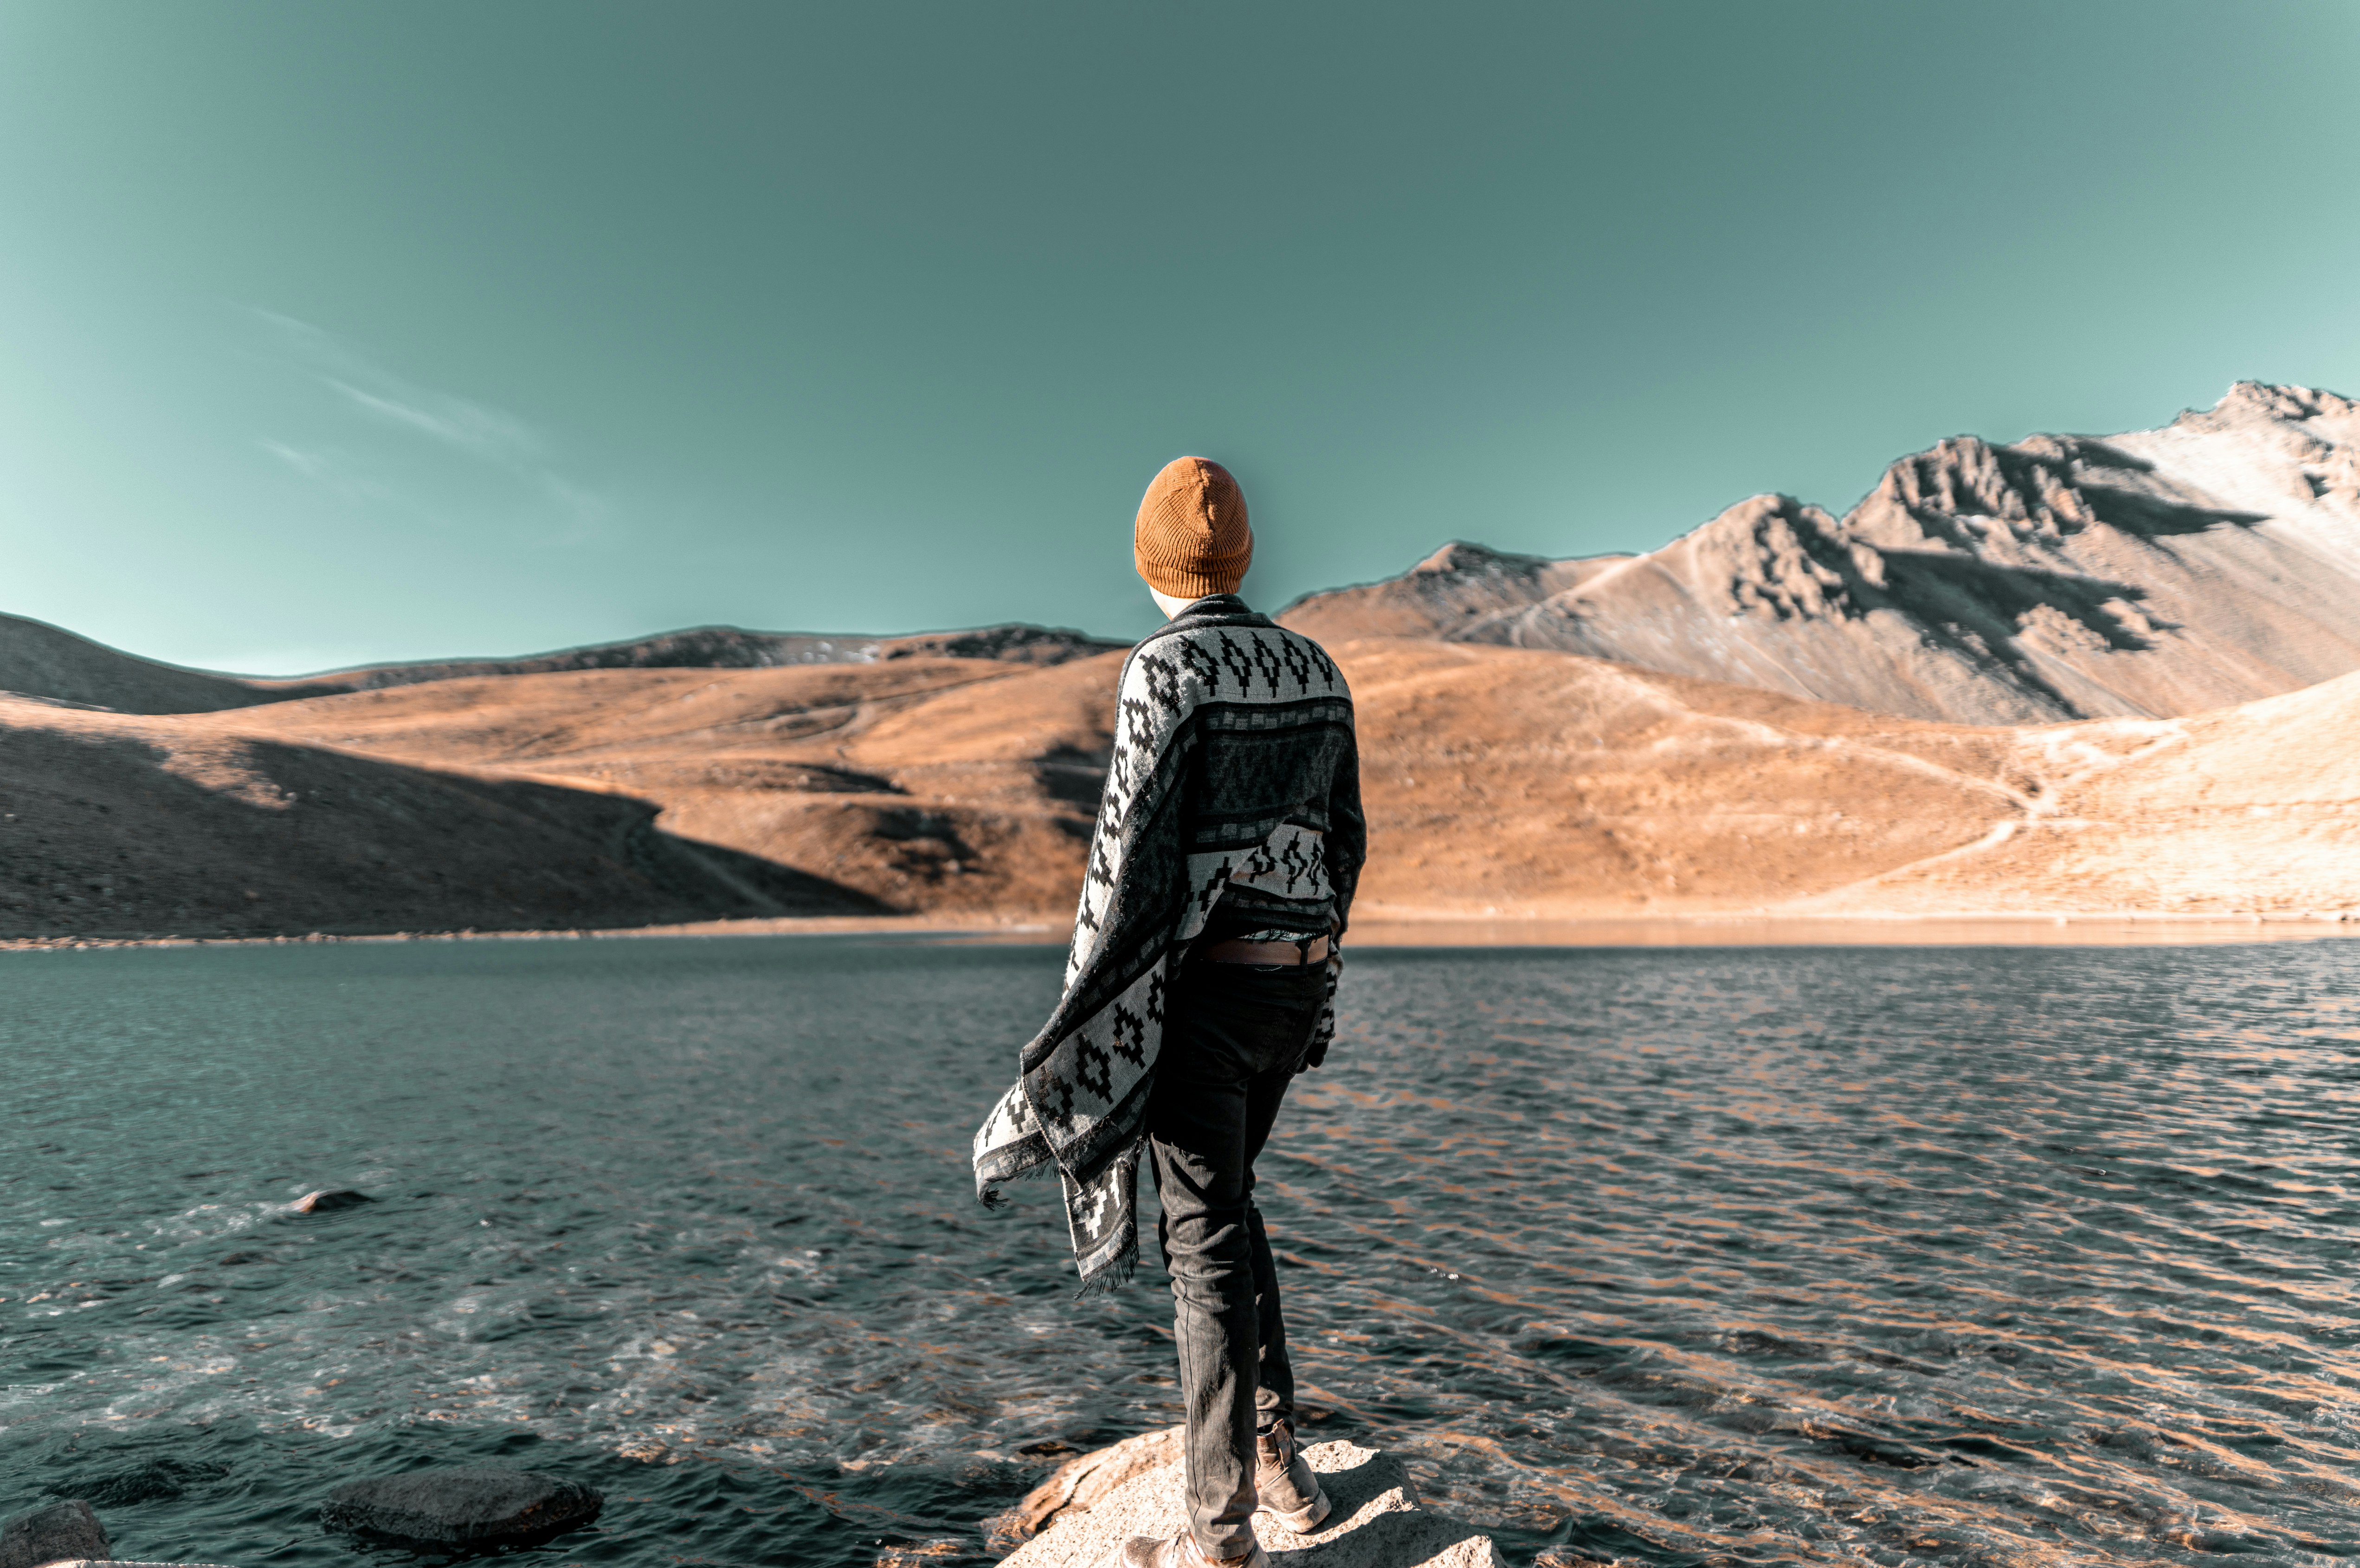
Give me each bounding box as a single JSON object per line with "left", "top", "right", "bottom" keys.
{"left": 290, "top": 1189, "right": 372, "bottom": 1213}
{"left": 321, "top": 1467, "right": 601, "bottom": 1549}
{"left": 0, "top": 1499, "right": 109, "bottom": 1568}
{"left": 997, "top": 1440, "right": 1501, "bottom": 1568}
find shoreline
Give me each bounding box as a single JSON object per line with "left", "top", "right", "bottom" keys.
{"left": 7, "top": 908, "right": 2360, "bottom": 953}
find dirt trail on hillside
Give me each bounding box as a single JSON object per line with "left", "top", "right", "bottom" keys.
{"left": 9, "top": 637, "right": 2353, "bottom": 941}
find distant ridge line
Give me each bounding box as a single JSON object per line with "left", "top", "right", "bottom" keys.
{"left": 259, "top": 621, "right": 1134, "bottom": 692}
{"left": 0, "top": 614, "right": 1130, "bottom": 716}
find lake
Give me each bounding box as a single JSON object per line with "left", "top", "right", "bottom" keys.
{"left": 3, "top": 936, "right": 2356, "bottom": 1566}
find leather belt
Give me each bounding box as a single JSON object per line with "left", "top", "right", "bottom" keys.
{"left": 1201, "top": 936, "right": 1330, "bottom": 966}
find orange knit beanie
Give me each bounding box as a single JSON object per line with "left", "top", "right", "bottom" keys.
{"left": 1134, "top": 457, "right": 1252, "bottom": 598}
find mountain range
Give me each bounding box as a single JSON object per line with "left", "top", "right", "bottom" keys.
{"left": 5, "top": 381, "right": 2355, "bottom": 940}
{"left": 1283, "top": 382, "right": 2360, "bottom": 724}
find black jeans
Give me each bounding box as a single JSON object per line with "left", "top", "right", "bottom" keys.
{"left": 1146, "top": 959, "right": 1327, "bottom": 1558}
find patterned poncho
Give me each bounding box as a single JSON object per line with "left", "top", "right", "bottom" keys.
{"left": 971, "top": 595, "right": 1364, "bottom": 1291}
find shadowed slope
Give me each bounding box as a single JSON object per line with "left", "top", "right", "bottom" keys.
{"left": 0, "top": 697, "right": 883, "bottom": 939}
{"left": 0, "top": 613, "right": 347, "bottom": 714}
{"left": 1284, "top": 383, "right": 2360, "bottom": 724}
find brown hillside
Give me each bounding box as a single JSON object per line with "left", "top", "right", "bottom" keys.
{"left": 10, "top": 634, "right": 2353, "bottom": 940}
{"left": 210, "top": 654, "right": 1122, "bottom": 922}
{"left": 1, "top": 655, "right": 1122, "bottom": 938}
{"left": 0, "top": 610, "right": 1123, "bottom": 716}
{"left": 1794, "top": 668, "right": 2360, "bottom": 916}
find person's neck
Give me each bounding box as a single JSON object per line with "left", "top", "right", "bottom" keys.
{"left": 1151, "top": 587, "right": 1240, "bottom": 620}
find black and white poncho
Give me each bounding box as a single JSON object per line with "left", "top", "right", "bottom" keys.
{"left": 970, "top": 594, "right": 1365, "bottom": 1291}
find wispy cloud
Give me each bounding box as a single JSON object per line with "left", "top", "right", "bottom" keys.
{"left": 258, "top": 439, "right": 334, "bottom": 481}
{"left": 258, "top": 439, "right": 386, "bottom": 505}
{"left": 248, "top": 308, "right": 606, "bottom": 536}
{"left": 321, "top": 377, "right": 542, "bottom": 466}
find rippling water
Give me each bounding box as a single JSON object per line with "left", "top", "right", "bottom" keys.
{"left": 4, "top": 936, "right": 2357, "bottom": 1567}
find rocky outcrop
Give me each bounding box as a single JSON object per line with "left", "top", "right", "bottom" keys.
{"left": 1277, "top": 542, "right": 1610, "bottom": 642}
{"left": 1, "top": 1495, "right": 239, "bottom": 1568}
{"left": 0, "top": 1500, "right": 109, "bottom": 1568}
{"left": 1282, "top": 382, "right": 2360, "bottom": 724}
{"left": 874, "top": 626, "right": 1130, "bottom": 666}
{"left": 992, "top": 1427, "right": 1185, "bottom": 1549}
{"left": 320, "top": 1466, "right": 601, "bottom": 1550}
{"left": 998, "top": 1440, "right": 1501, "bottom": 1568}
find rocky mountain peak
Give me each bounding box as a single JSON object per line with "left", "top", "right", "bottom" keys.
{"left": 2205, "top": 380, "right": 2359, "bottom": 426}
{"left": 1683, "top": 495, "right": 1867, "bottom": 619}
{"left": 1409, "top": 540, "right": 1559, "bottom": 579}
{"left": 1846, "top": 433, "right": 2125, "bottom": 558}
{"left": 1281, "top": 381, "right": 2360, "bottom": 724}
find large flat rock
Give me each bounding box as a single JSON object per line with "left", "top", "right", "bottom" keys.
{"left": 999, "top": 1440, "right": 1502, "bottom": 1568}
{"left": 320, "top": 1465, "right": 601, "bottom": 1550}
{"left": 993, "top": 1426, "right": 1186, "bottom": 1549}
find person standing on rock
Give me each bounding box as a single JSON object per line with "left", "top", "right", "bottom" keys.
{"left": 974, "top": 456, "right": 1366, "bottom": 1568}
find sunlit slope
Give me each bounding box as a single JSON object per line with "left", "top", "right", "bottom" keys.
{"left": 1285, "top": 383, "right": 2360, "bottom": 725}
{"left": 1348, "top": 638, "right": 2360, "bottom": 916}
{"left": 1796, "top": 668, "right": 2360, "bottom": 915}
{"left": 219, "top": 642, "right": 2037, "bottom": 922}
{"left": 1333, "top": 639, "right": 2025, "bottom": 914}
{"left": 10, "top": 635, "right": 2355, "bottom": 939}
{"left": 204, "top": 654, "right": 1126, "bottom": 922}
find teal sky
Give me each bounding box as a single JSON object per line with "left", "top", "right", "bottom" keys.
{"left": 4, "top": 2, "right": 2356, "bottom": 674}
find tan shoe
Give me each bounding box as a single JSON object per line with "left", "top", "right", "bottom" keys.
{"left": 1108, "top": 1530, "right": 1271, "bottom": 1568}
{"left": 1253, "top": 1418, "right": 1332, "bottom": 1532}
